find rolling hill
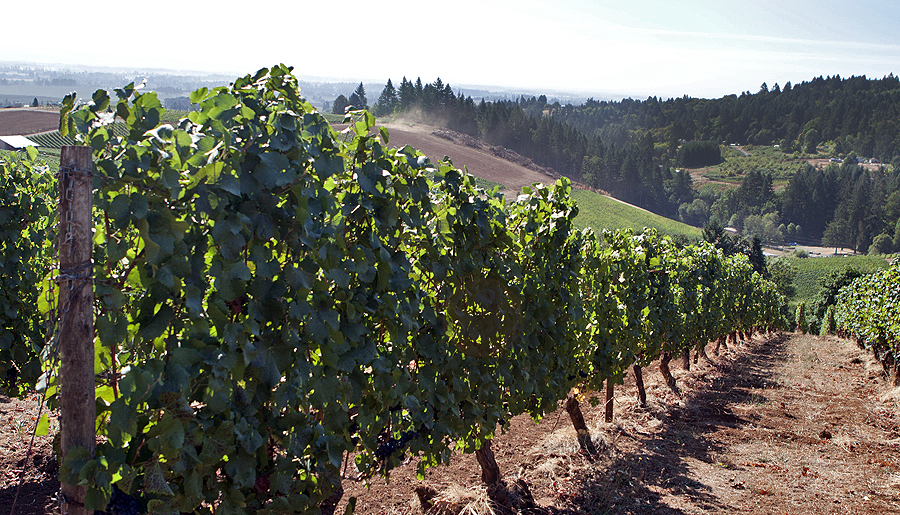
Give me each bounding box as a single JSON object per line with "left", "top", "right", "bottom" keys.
{"left": 376, "top": 120, "right": 702, "bottom": 238}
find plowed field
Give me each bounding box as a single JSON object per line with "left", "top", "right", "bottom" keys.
{"left": 0, "top": 109, "right": 58, "bottom": 136}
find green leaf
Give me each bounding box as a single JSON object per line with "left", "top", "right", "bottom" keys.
{"left": 84, "top": 487, "right": 109, "bottom": 511}
{"left": 141, "top": 304, "right": 174, "bottom": 341}
{"left": 144, "top": 461, "right": 175, "bottom": 496}
{"left": 256, "top": 153, "right": 295, "bottom": 187}
{"left": 189, "top": 87, "right": 209, "bottom": 104}
{"left": 314, "top": 154, "right": 344, "bottom": 179}
{"left": 35, "top": 413, "right": 49, "bottom": 436}
{"left": 59, "top": 92, "right": 76, "bottom": 137}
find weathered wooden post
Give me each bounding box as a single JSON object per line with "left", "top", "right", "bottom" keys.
{"left": 58, "top": 145, "right": 95, "bottom": 515}
{"left": 605, "top": 377, "right": 614, "bottom": 423}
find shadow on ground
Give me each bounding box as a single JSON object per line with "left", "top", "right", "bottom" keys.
{"left": 563, "top": 333, "right": 790, "bottom": 514}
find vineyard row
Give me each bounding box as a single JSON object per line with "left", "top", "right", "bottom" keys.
{"left": 834, "top": 260, "right": 900, "bottom": 381}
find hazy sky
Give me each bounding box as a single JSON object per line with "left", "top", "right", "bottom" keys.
{"left": 4, "top": 0, "right": 900, "bottom": 99}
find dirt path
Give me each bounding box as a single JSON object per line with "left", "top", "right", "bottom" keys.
{"left": 378, "top": 121, "right": 558, "bottom": 195}
{"left": 553, "top": 333, "right": 900, "bottom": 514}
{"left": 340, "top": 333, "right": 900, "bottom": 514}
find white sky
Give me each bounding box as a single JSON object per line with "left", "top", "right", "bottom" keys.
{"left": 3, "top": 0, "right": 900, "bottom": 99}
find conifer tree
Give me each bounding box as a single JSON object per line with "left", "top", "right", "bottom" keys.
{"left": 374, "top": 79, "right": 398, "bottom": 116}
{"left": 348, "top": 82, "right": 368, "bottom": 111}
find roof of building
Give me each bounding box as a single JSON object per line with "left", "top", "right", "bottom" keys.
{"left": 0, "top": 135, "right": 37, "bottom": 149}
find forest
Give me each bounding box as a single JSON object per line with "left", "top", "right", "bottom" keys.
{"left": 346, "top": 74, "right": 900, "bottom": 253}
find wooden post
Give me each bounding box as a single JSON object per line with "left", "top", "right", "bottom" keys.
{"left": 59, "top": 146, "right": 95, "bottom": 515}
{"left": 605, "top": 377, "right": 614, "bottom": 423}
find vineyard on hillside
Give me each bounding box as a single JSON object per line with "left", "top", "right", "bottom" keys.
{"left": 788, "top": 255, "right": 891, "bottom": 307}
{"left": 26, "top": 130, "right": 77, "bottom": 149}
{"left": 0, "top": 66, "right": 791, "bottom": 515}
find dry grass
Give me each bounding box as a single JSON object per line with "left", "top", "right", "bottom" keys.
{"left": 426, "top": 484, "right": 496, "bottom": 515}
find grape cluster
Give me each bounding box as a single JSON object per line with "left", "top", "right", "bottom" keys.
{"left": 398, "top": 430, "right": 419, "bottom": 445}
{"left": 567, "top": 370, "right": 590, "bottom": 381}
{"left": 97, "top": 486, "right": 143, "bottom": 515}
{"left": 373, "top": 430, "right": 420, "bottom": 460}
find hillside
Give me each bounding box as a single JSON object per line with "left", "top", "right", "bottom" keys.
{"left": 377, "top": 120, "right": 700, "bottom": 238}
{"left": 378, "top": 121, "right": 557, "bottom": 194}
{"left": 571, "top": 188, "right": 702, "bottom": 239}
{"left": 364, "top": 75, "right": 900, "bottom": 254}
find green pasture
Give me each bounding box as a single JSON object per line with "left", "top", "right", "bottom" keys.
{"left": 570, "top": 188, "right": 703, "bottom": 240}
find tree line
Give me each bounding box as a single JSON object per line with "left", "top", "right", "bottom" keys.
{"left": 335, "top": 78, "right": 694, "bottom": 218}
{"left": 335, "top": 74, "right": 900, "bottom": 252}
{"left": 784, "top": 162, "right": 900, "bottom": 253}
{"left": 555, "top": 75, "right": 900, "bottom": 165}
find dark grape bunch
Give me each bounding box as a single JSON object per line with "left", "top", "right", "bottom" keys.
{"left": 97, "top": 486, "right": 144, "bottom": 515}
{"left": 567, "top": 370, "right": 590, "bottom": 381}
{"left": 374, "top": 430, "right": 420, "bottom": 460}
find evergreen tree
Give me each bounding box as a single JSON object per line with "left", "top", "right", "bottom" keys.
{"left": 822, "top": 211, "right": 852, "bottom": 253}
{"left": 374, "top": 79, "right": 398, "bottom": 116}
{"left": 348, "top": 83, "right": 368, "bottom": 111}
{"left": 737, "top": 170, "right": 774, "bottom": 210}
{"left": 893, "top": 219, "right": 900, "bottom": 251}
{"left": 869, "top": 234, "right": 893, "bottom": 255}
{"left": 398, "top": 77, "right": 416, "bottom": 111}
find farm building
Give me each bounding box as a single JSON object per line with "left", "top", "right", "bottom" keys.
{"left": 0, "top": 135, "right": 37, "bottom": 151}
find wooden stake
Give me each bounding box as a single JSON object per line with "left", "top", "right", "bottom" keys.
{"left": 59, "top": 146, "right": 95, "bottom": 515}
{"left": 605, "top": 377, "right": 614, "bottom": 423}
